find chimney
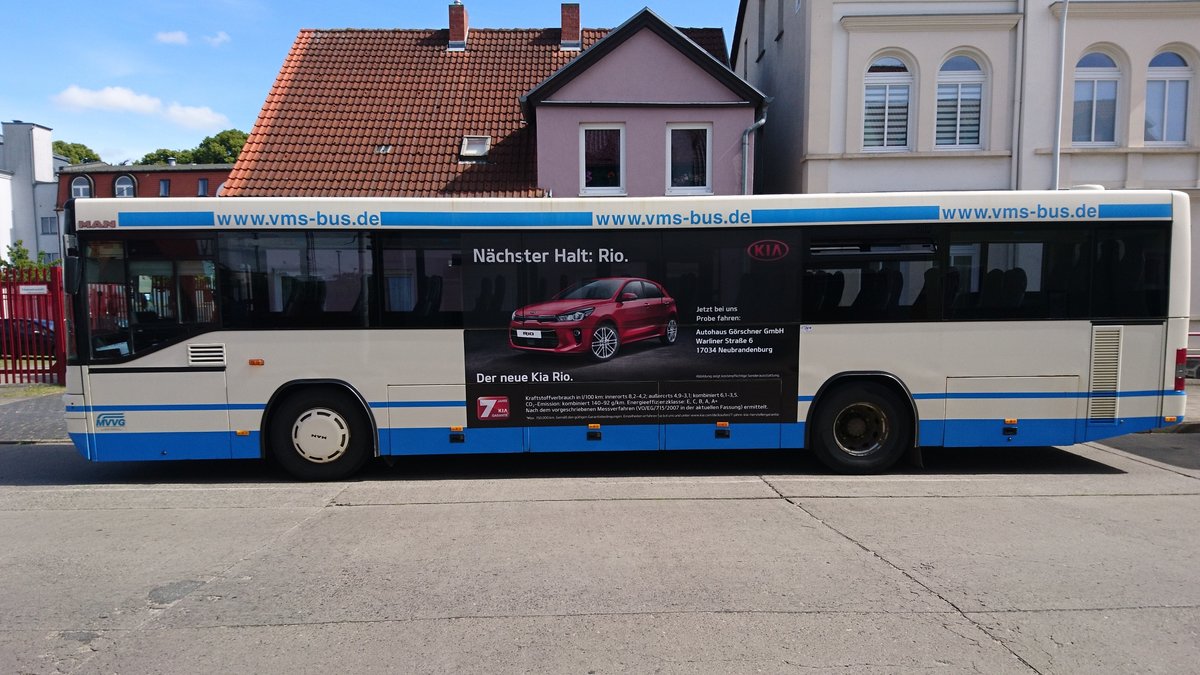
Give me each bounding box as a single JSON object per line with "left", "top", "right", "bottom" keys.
{"left": 561, "top": 3, "right": 581, "bottom": 51}
{"left": 448, "top": 1, "right": 468, "bottom": 52}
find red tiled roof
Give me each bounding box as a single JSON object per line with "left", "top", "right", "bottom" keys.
{"left": 224, "top": 26, "right": 728, "bottom": 198}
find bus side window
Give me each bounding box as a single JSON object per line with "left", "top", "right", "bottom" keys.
{"left": 947, "top": 227, "right": 1110, "bottom": 321}
{"left": 219, "top": 232, "right": 371, "bottom": 329}
{"left": 1091, "top": 226, "right": 1169, "bottom": 319}
{"left": 803, "top": 232, "right": 935, "bottom": 323}
{"left": 380, "top": 234, "right": 463, "bottom": 328}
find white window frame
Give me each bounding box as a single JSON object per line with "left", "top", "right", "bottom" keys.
{"left": 863, "top": 57, "right": 913, "bottom": 152}
{"left": 459, "top": 135, "right": 491, "bottom": 162}
{"left": 1073, "top": 54, "right": 1121, "bottom": 147}
{"left": 1145, "top": 55, "right": 1190, "bottom": 145}
{"left": 114, "top": 175, "right": 135, "bottom": 198}
{"left": 71, "top": 176, "right": 92, "bottom": 199}
{"left": 579, "top": 124, "right": 626, "bottom": 197}
{"left": 665, "top": 123, "right": 713, "bottom": 196}
{"left": 936, "top": 57, "right": 984, "bottom": 149}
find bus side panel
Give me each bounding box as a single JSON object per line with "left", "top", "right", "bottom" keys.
{"left": 83, "top": 369, "right": 233, "bottom": 461}
{"left": 663, "top": 423, "right": 782, "bottom": 450}
{"left": 384, "top": 427, "right": 525, "bottom": 455}
{"left": 383, "top": 384, "right": 523, "bottom": 455}
{"left": 1082, "top": 322, "right": 1173, "bottom": 441}
{"left": 528, "top": 425, "right": 660, "bottom": 452}
{"left": 942, "top": 376, "right": 1081, "bottom": 447}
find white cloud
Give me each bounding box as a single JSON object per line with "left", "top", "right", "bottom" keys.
{"left": 53, "top": 85, "right": 229, "bottom": 132}
{"left": 203, "top": 31, "right": 231, "bottom": 47}
{"left": 165, "top": 103, "right": 230, "bottom": 131}
{"left": 53, "top": 85, "right": 162, "bottom": 115}
{"left": 156, "top": 31, "right": 189, "bottom": 45}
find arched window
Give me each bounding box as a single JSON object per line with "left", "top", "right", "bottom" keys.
{"left": 1146, "top": 51, "right": 1190, "bottom": 143}
{"left": 864, "top": 56, "right": 912, "bottom": 149}
{"left": 1073, "top": 52, "right": 1119, "bottom": 144}
{"left": 70, "top": 176, "right": 92, "bottom": 199}
{"left": 114, "top": 175, "right": 135, "bottom": 198}
{"left": 936, "top": 56, "right": 984, "bottom": 147}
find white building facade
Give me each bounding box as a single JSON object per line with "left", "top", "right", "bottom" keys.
{"left": 733, "top": 0, "right": 1200, "bottom": 315}
{"left": 0, "top": 121, "right": 64, "bottom": 262}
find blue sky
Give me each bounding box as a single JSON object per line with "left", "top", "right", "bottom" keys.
{"left": 2, "top": 1, "right": 741, "bottom": 164}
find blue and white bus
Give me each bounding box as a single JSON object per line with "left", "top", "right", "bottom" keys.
{"left": 62, "top": 190, "right": 1190, "bottom": 479}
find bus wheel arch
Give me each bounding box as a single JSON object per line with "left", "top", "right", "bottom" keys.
{"left": 263, "top": 380, "right": 376, "bottom": 480}
{"left": 807, "top": 373, "right": 917, "bottom": 474}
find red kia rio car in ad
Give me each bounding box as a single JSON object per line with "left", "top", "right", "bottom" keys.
{"left": 510, "top": 277, "right": 678, "bottom": 360}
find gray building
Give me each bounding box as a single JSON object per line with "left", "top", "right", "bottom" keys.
{"left": 0, "top": 121, "right": 65, "bottom": 262}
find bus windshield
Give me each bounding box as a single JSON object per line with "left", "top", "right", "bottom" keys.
{"left": 81, "top": 238, "right": 219, "bottom": 359}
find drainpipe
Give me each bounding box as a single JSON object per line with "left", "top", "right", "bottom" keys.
{"left": 742, "top": 105, "right": 768, "bottom": 195}
{"left": 1009, "top": 0, "right": 1027, "bottom": 189}
{"left": 1052, "top": 0, "right": 1070, "bottom": 189}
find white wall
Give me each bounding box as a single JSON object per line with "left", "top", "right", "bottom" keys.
{"left": 0, "top": 122, "right": 60, "bottom": 260}
{"left": 0, "top": 172, "right": 13, "bottom": 256}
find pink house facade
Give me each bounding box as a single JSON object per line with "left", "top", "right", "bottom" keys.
{"left": 525, "top": 9, "right": 767, "bottom": 198}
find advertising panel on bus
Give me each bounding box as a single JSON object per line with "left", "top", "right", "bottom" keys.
{"left": 462, "top": 229, "right": 800, "bottom": 427}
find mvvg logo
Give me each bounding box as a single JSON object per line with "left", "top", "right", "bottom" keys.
{"left": 95, "top": 413, "right": 126, "bottom": 429}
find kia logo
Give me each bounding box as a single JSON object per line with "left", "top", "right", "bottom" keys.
{"left": 747, "top": 239, "right": 789, "bottom": 261}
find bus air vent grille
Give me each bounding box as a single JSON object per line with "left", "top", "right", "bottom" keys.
{"left": 1088, "top": 327, "right": 1122, "bottom": 421}
{"left": 188, "top": 343, "right": 227, "bottom": 367}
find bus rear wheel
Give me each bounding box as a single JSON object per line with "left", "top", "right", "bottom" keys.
{"left": 269, "top": 388, "right": 371, "bottom": 481}
{"left": 812, "top": 381, "right": 910, "bottom": 474}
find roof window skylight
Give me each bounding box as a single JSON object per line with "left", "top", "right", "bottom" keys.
{"left": 459, "top": 136, "right": 491, "bottom": 162}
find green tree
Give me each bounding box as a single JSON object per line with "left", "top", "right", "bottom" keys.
{"left": 52, "top": 141, "right": 101, "bottom": 165}
{"left": 137, "top": 148, "right": 196, "bottom": 165}
{"left": 1, "top": 240, "right": 55, "bottom": 272}
{"left": 192, "top": 129, "right": 248, "bottom": 164}
{"left": 136, "top": 129, "right": 246, "bottom": 165}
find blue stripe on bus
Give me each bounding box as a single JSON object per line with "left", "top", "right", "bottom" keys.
{"left": 119, "top": 211, "right": 216, "bottom": 227}
{"left": 67, "top": 403, "right": 266, "bottom": 413}
{"left": 68, "top": 389, "right": 1177, "bottom": 414}
{"left": 752, "top": 206, "right": 940, "bottom": 224}
{"left": 371, "top": 401, "right": 466, "bottom": 408}
{"left": 1098, "top": 203, "right": 1172, "bottom": 219}
{"left": 380, "top": 211, "right": 593, "bottom": 227}
{"left": 71, "top": 415, "right": 1179, "bottom": 463}
{"left": 799, "top": 390, "right": 1179, "bottom": 403}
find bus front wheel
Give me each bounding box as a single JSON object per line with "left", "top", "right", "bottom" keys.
{"left": 812, "top": 381, "right": 910, "bottom": 474}
{"left": 269, "top": 388, "right": 371, "bottom": 481}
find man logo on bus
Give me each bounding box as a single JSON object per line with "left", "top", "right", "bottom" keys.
{"left": 477, "top": 396, "right": 510, "bottom": 420}
{"left": 747, "top": 239, "right": 789, "bottom": 261}
{"left": 95, "top": 412, "right": 126, "bottom": 429}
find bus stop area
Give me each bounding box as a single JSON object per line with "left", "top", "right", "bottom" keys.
{"left": 0, "top": 385, "right": 1198, "bottom": 673}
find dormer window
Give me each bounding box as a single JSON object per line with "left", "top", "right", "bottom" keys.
{"left": 459, "top": 135, "right": 491, "bottom": 162}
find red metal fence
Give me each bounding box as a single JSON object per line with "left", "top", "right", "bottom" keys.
{"left": 0, "top": 267, "right": 66, "bottom": 384}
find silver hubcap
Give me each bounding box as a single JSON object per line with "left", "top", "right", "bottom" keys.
{"left": 833, "top": 402, "right": 888, "bottom": 457}
{"left": 591, "top": 326, "right": 619, "bottom": 359}
{"left": 291, "top": 407, "right": 350, "bottom": 463}
{"left": 666, "top": 320, "right": 678, "bottom": 342}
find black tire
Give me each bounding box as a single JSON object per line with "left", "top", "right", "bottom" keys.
{"left": 589, "top": 322, "right": 620, "bottom": 361}
{"left": 269, "top": 388, "right": 372, "bottom": 481}
{"left": 812, "top": 381, "right": 911, "bottom": 474}
{"left": 661, "top": 317, "right": 679, "bottom": 345}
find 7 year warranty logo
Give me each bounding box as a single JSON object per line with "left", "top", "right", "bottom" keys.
{"left": 476, "top": 396, "right": 510, "bottom": 420}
